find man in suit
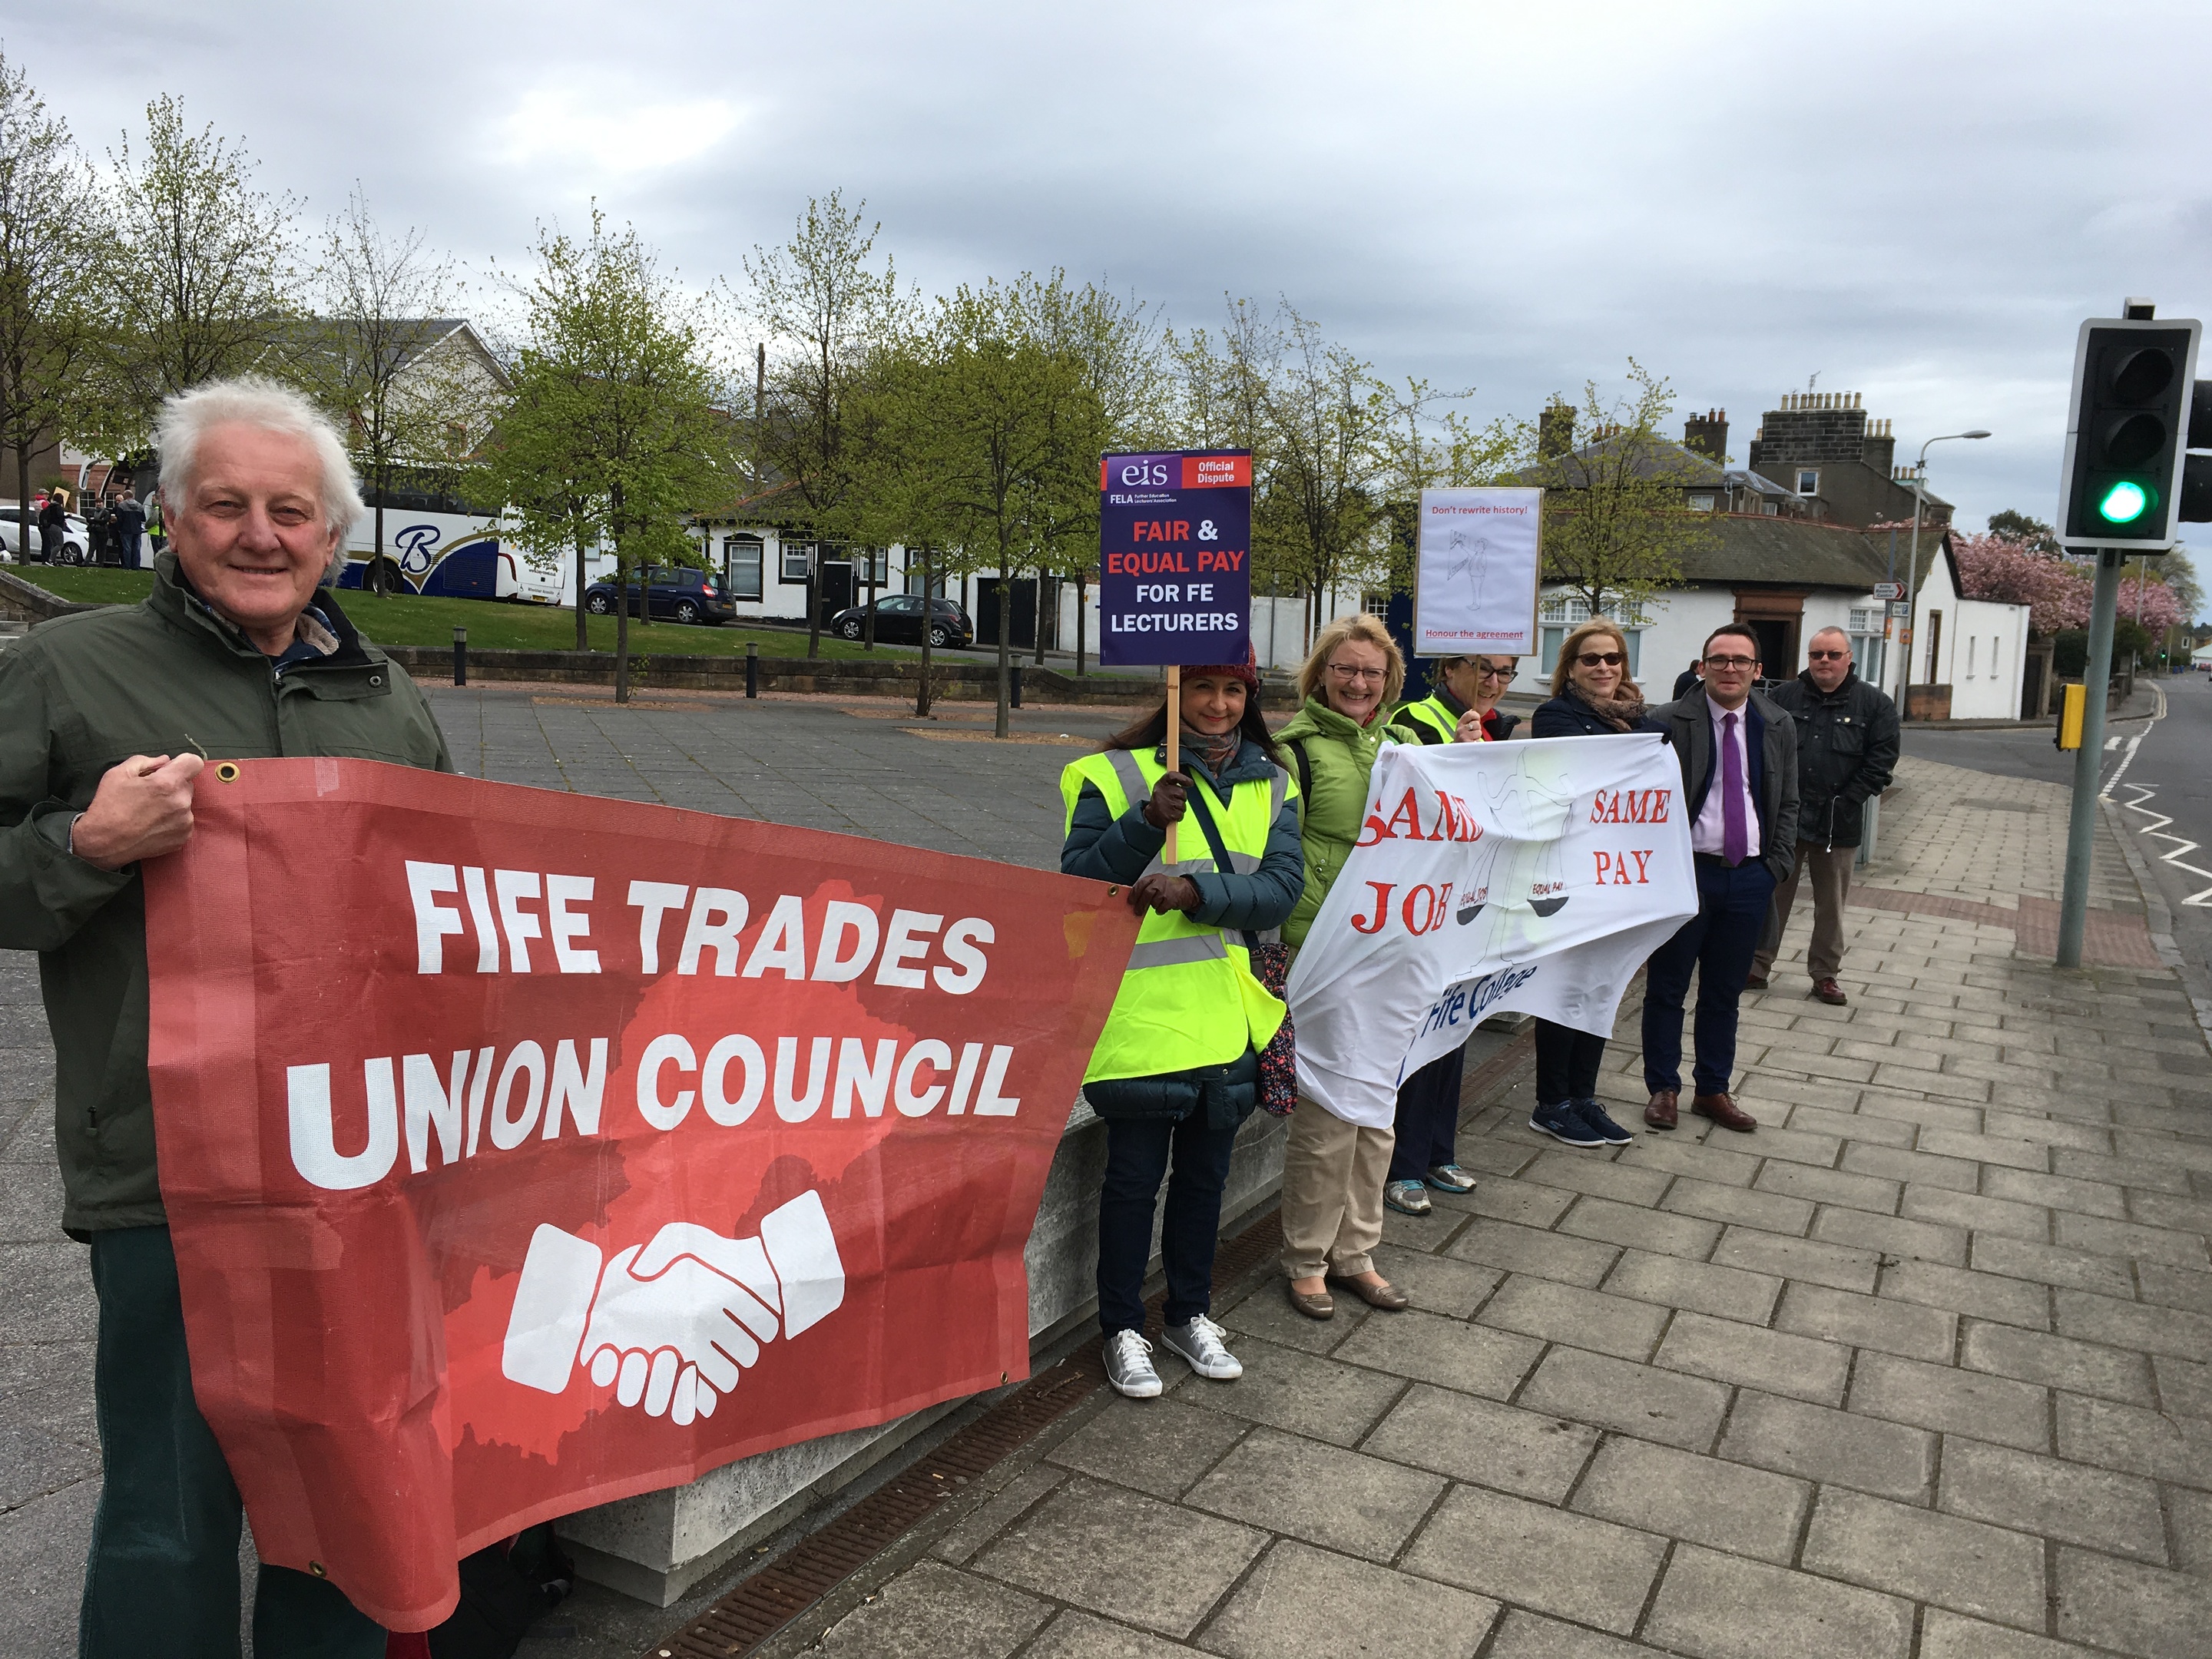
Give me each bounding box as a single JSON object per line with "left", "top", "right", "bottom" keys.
{"left": 1643, "top": 623, "right": 1800, "bottom": 1133}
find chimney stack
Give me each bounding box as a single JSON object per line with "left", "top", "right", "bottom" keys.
{"left": 1683, "top": 407, "right": 1728, "bottom": 462}
{"left": 1538, "top": 401, "right": 1575, "bottom": 460}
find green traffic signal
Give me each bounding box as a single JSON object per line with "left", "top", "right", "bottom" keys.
{"left": 2098, "top": 480, "right": 2150, "bottom": 524}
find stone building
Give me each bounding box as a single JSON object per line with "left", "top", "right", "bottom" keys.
{"left": 1744, "top": 389, "right": 1947, "bottom": 530}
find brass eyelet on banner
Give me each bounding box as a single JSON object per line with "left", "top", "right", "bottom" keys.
{"left": 309, "top": 1561, "right": 327, "bottom": 1578}
{"left": 214, "top": 762, "right": 241, "bottom": 783}
{"left": 1106, "top": 886, "right": 1120, "bottom": 898}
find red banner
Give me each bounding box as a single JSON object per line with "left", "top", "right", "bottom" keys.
{"left": 142, "top": 759, "right": 1135, "bottom": 1631}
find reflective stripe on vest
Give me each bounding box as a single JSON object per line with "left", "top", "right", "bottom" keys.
{"left": 1060, "top": 744, "right": 1294, "bottom": 1082}
{"left": 1399, "top": 696, "right": 1455, "bottom": 743}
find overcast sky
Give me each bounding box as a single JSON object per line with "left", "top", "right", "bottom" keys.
{"left": 14, "top": 0, "right": 2212, "bottom": 565}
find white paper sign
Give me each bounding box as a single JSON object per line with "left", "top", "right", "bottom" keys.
{"left": 1412, "top": 487, "right": 1544, "bottom": 657}
{"left": 1286, "top": 734, "right": 1696, "bottom": 1128}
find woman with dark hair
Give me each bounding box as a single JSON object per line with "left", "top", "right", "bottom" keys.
{"left": 1525, "top": 618, "right": 1662, "bottom": 1148}
{"left": 1060, "top": 663, "right": 1303, "bottom": 1399}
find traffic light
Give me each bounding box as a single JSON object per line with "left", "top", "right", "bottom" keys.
{"left": 2057, "top": 306, "right": 2201, "bottom": 551}
{"left": 2183, "top": 375, "right": 2212, "bottom": 524}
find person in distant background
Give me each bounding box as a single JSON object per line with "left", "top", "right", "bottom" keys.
{"left": 37, "top": 488, "right": 66, "bottom": 563}
{"left": 1672, "top": 657, "right": 1704, "bottom": 699}
{"left": 113, "top": 486, "right": 146, "bottom": 570}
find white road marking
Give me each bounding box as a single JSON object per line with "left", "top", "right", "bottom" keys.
{"left": 2107, "top": 686, "right": 2210, "bottom": 906}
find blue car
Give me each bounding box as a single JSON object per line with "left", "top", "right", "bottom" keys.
{"left": 583, "top": 565, "right": 737, "bottom": 625}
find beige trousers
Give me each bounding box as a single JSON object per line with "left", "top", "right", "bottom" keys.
{"left": 1754, "top": 840, "right": 1854, "bottom": 982}
{"left": 1278, "top": 1094, "right": 1396, "bottom": 1280}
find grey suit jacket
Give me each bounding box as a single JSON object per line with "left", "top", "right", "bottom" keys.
{"left": 1653, "top": 684, "right": 1800, "bottom": 884}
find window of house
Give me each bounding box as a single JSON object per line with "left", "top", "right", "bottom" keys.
{"left": 724, "top": 536, "right": 763, "bottom": 601}
{"left": 1796, "top": 469, "right": 1820, "bottom": 495}
{"left": 1687, "top": 494, "right": 1715, "bottom": 512}
{"left": 859, "top": 546, "right": 889, "bottom": 585}
{"left": 1538, "top": 593, "right": 1644, "bottom": 675}
{"left": 780, "top": 542, "right": 813, "bottom": 583}
{"left": 1966, "top": 637, "right": 1978, "bottom": 678}
{"left": 1761, "top": 500, "right": 1779, "bottom": 516}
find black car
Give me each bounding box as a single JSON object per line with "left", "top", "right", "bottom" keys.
{"left": 582, "top": 565, "right": 737, "bottom": 625}
{"left": 830, "top": 594, "right": 975, "bottom": 648}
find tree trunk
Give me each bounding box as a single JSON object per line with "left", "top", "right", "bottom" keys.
{"left": 574, "top": 522, "right": 588, "bottom": 652}
{"left": 994, "top": 564, "right": 1012, "bottom": 740}
{"left": 15, "top": 443, "right": 30, "bottom": 566}
{"left": 916, "top": 546, "right": 934, "bottom": 718}
{"left": 372, "top": 491, "right": 386, "bottom": 598}
{"left": 1034, "top": 568, "right": 1048, "bottom": 667}
{"left": 1075, "top": 568, "right": 1087, "bottom": 677}
{"left": 863, "top": 552, "right": 878, "bottom": 651}
{"left": 614, "top": 555, "right": 631, "bottom": 704}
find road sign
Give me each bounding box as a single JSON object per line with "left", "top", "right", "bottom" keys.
{"left": 1888, "top": 601, "right": 1911, "bottom": 618}
{"left": 1873, "top": 581, "right": 1905, "bottom": 601}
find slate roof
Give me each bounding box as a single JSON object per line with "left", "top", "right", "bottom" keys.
{"left": 1667, "top": 513, "right": 1921, "bottom": 591}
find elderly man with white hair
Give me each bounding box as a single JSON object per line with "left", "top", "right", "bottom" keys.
{"left": 0, "top": 377, "right": 450, "bottom": 1656}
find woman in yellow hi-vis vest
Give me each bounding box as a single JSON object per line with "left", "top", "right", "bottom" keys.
{"left": 1061, "top": 663, "right": 1303, "bottom": 1399}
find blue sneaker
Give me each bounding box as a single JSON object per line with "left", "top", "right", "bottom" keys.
{"left": 1573, "top": 1099, "right": 1634, "bottom": 1145}
{"left": 1528, "top": 1100, "right": 1604, "bottom": 1147}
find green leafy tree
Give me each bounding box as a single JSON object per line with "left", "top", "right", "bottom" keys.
{"left": 485, "top": 207, "right": 733, "bottom": 698}
{"left": 743, "top": 191, "right": 906, "bottom": 657}
{"left": 79, "top": 94, "right": 299, "bottom": 459}
{"left": 0, "top": 51, "right": 101, "bottom": 554}
{"left": 1986, "top": 508, "right": 2060, "bottom": 553}
{"left": 1534, "top": 359, "right": 1713, "bottom": 622}
{"left": 297, "top": 187, "right": 502, "bottom": 595}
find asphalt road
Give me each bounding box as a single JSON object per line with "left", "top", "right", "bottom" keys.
{"left": 1904, "top": 672, "right": 2212, "bottom": 1023}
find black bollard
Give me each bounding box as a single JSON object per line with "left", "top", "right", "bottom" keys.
{"left": 745, "top": 640, "right": 759, "bottom": 698}
{"left": 452, "top": 625, "right": 467, "bottom": 687}
{"left": 1009, "top": 665, "right": 1023, "bottom": 709}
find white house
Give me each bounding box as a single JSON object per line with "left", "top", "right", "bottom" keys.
{"left": 1906, "top": 538, "right": 2032, "bottom": 720}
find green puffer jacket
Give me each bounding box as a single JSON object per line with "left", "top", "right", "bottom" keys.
{"left": 1274, "top": 694, "right": 1398, "bottom": 947}
{"left": 0, "top": 551, "right": 453, "bottom": 1235}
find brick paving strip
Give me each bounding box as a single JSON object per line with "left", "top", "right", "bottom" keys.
{"left": 707, "top": 755, "right": 2212, "bottom": 1659}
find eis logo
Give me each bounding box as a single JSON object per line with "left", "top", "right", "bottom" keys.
{"left": 1110, "top": 458, "right": 1171, "bottom": 489}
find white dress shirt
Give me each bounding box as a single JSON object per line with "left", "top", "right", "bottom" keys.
{"left": 1690, "top": 696, "right": 1761, "bottom": 862}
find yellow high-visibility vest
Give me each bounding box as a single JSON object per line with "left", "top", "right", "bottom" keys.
{"left": 1395, "top": 693, "right": 1489, "bottom": 743}
{"left": 1060, "top": 747, "right": 1294, "bottom": 1084}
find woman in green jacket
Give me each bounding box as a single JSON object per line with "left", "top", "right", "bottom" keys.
{"left": 1274, "top": 613, "right": 1413, "bottom": 1319}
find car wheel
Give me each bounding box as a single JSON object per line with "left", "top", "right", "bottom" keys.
{"left": 674, "top": 599, "right": 700, "bottom": 624}
{"left": 585, "top": 593, "right": 613, "bottom": 614}
{"left": 927, "top": 624, "right": 950, "bottom": 647}
{"left": 839, "top": 618, "right": 863, "bottom": 640}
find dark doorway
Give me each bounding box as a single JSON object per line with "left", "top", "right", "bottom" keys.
{"left": 1743, "top": 618, "right": 1794, "bottom": 684}
{"left": 976, "top": 578, "right": 1039, "bottom": 650}
{"left": 816, "top": 560, "right": 854, "bottom": 624}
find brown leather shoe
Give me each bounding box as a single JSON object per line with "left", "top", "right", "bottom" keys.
{"left": 1811, "top": 978, "right": 1848, "bottom": 1005}
{"left": 1286, "top": 1280, "right": 1335, "bottom": 1320}
{"left": 1744, "top": 971, "right": 1770, "bottom": 990}
{"left": 1644, "top": 1089, "right": 1679, "bottom": 1130}
{"left": 1693, "top": 1092, "right": 1758, "bottom": 1132}
{"left": 1328, "top": 1273, "right": 1410, "bottom": 1311}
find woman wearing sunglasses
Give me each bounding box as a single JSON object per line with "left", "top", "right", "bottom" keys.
{"left": 1393, "top": 654, "right": 1523, "bottom": 747}
{"left": 1523, "top": 620, "right": 1660, "bottom": 1148}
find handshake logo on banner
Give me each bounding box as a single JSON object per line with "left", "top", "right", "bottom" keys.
{"left": 502, "top": 1190, "right": 846, "bottom": 1426}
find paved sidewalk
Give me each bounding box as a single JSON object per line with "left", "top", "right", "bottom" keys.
{"left": 767, "top": 755, "right": 2212, "bottom": 1659}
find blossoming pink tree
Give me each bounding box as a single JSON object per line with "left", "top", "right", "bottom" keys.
{"left": 1952, "top": 531, "right": 2182, "bottom": 638}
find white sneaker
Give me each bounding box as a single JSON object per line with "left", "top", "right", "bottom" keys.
{"left": 1159, "top": 1314, "right": 1243, "bottom": 1381}
{"left": 1104, "top": 1330, "right": 1163, "bottom": 1398}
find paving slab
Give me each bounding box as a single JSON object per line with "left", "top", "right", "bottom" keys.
{"left": 1917, "top": 1609, "right": 2099, "bottom": 1659}
{"left": 1773, "top": 1282, "right": 1956, "bottom": 1363}
{"left": 1599, "top": 1250, "right": 1782, "bottom": 1326}
{"left": 1879, "top": 1260, "right": 2052, "bottom": 1330}
{"left": 1048, "top": 1397, "right": 1248, "bottom": 1502}
{"left": 1969, "top": 1233, "right": 2135, "bottom": 1298}
{"left": 1360, "top": 1383, "right": 1600, "bottom": 1504}
{"left": 1516, "top": 1346, "right": 1730, "bottom": 1453}
{"left": 1961, "top": 1319, "right": 2157, "bottom": 1405}
{"left": 1482, "top": 1608, "right": 1650, "bottom": 1659}
{"left": 1184, "top": 1427, "right": 1443, "bottom": 1563}
{"left": 1848, "top": 1351, "right": 2050, "bottom": 1451}
{"left": 1801, "top": 1486, "right": 2045, "bottom": 1629}
{"left": 1569, "top": 1435, "right": 1810, "bottom": 1563}
{"left": 1166, "top": 1336, "right": 1404, "bottom": 1449}
{"left": 1443, "top": 1218, "right": 1618, "bottom": 1288}
{"left": 1025, "top": 1610, "right": 1195, "bottom": 1658}
{"left": 1333, "top": 1309, "right": 1543, "bottom": 1400}
{"left": 1642, "top": 1543, "right": 1913, "bottom": 1659}
{"left": 1397, "top": 1485, "right": 1665, "bottom": 1636}
{"left": 2055, "top": 1545, "right": 2212, "bottom": 1658}
{"left": 814, "top": 1559, "right": 1048, "bottom": 1659}
{"left": 1555, "top": 1193, "right": 1721, "bottom": 1260}
{"left": 1937, "top": 1437, "right": 2167, "bottom": 1563}
{"left": 1708, "top": 1227, "right": 1880, "bottom": 1293}
{"left": 1655, "top": 1310, "right": 1852, "bottom": 1406}
{"left": 1661, "top": 1178, "right": 1814, "bottom": 1237}
{"left": 1195, "top": 1538, "right": 1497, "bottom": 1659}
{"left": 1475, "top": 1277, "right": 1669, "bottom": 1362}
{"left": 972, "top": 1477, "right": 1266, "bottom": 1639}
{"left": 1716, "top": 1389, "right": 1935, "bottom": 1503}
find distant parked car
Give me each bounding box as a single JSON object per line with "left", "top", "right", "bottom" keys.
{"left": 830, "top": 594, "right": 975, "bottom": 648}
{"left": 0, "top": 504, "right": 88, "bottom": 565}
{"left": 582, "top": 565, "right": 736, "bottom": 625}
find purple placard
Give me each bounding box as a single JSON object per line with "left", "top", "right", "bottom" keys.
{"left": 1097, "top": 450, "right": 1253, "bottom": 667}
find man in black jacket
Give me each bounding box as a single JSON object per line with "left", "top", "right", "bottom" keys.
{"left": 1750, "top": 627, "right": 1899, "bottom": 1005}
{"left": 1642, "top": 624, "right": 1800, "bottom": 1134}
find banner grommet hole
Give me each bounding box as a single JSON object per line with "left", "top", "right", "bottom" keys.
{"left": 308, "top": 1561, "right": 326, "bottom": 1578}
{"left": 215, "top": 762, "right": 241, "bottom": 783}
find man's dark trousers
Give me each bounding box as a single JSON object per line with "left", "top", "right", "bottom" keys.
{"left": 1641, "top": 858, "right": 1779, "bottom": 1098}
{"left": 1387, "top": 1045, "right": 1465, "bottom": 1182}
{"left": 80, "top": 1226, "right": 385, "bottom": 1659}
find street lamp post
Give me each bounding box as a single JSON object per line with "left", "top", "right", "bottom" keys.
{"left": 1896, "top": 429, "right": 1993, "bottom": 704}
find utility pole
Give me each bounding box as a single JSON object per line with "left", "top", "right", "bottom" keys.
{"left": 2057, "top": 548, "right": 2124, "bottom": 968}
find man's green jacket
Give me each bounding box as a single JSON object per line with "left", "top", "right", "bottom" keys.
{"left": 0, "top": 552, "right": 452, "bottom": 1235}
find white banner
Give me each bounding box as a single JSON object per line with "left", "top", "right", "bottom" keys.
{"left": 1287, "top": 735, "right": 1697, "bottom": 1128}
{"left": 1412, "top": 487, "right": 1544, "bottom": 657}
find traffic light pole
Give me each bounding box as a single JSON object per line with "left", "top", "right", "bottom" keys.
{"left": 2056, "top": 548, "right": 2124, "bottom": 969}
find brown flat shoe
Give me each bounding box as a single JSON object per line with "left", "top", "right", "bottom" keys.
{"left": 1811, "top": 978, "right": 1848, "bottom": 1006}
{"left": 1744, "top": 972, "right": 1770, "bottom": 990}
{"left": 1286, "top": 1280, "right": 1335, "bottom": 1320}
{"left": 1644, "top": 1089, "right": 1679, "bottom": 1130}
{"left": 1692, "top": 1091, "right": 1758, "bottom": 1132}
{"left": 1328, "top": 1274, "right": 1410, "bottom": 1311}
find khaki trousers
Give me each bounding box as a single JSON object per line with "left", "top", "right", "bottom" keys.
{"left": 1755, "top": 840, "right": 1854, "bottom": 982}
{"left": 1279, "top": 1094, "right": 1395, "bottom": 1280}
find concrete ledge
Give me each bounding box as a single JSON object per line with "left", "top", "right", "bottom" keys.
{"left": 0, "top": 568, "right": 102, "bottom": 622}
{"left": 555, "top": 1097, "right": 1288, "bottom": 1605}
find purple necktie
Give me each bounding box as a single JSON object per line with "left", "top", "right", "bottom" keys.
{"left": 1721, "top": 711, "right": 1748, "bottom": 866}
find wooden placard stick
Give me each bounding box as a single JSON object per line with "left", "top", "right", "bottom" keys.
{"left": 1163, "top": 664, "right": 1181, "bottom": 866}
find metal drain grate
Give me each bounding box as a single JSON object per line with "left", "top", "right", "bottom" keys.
{"left": 642, "top": 1204, "right": 1287, "bottom": 1658}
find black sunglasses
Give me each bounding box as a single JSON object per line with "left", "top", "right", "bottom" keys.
{"left": 1576, "top": 651, "right": 1625, "bottom": 667}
